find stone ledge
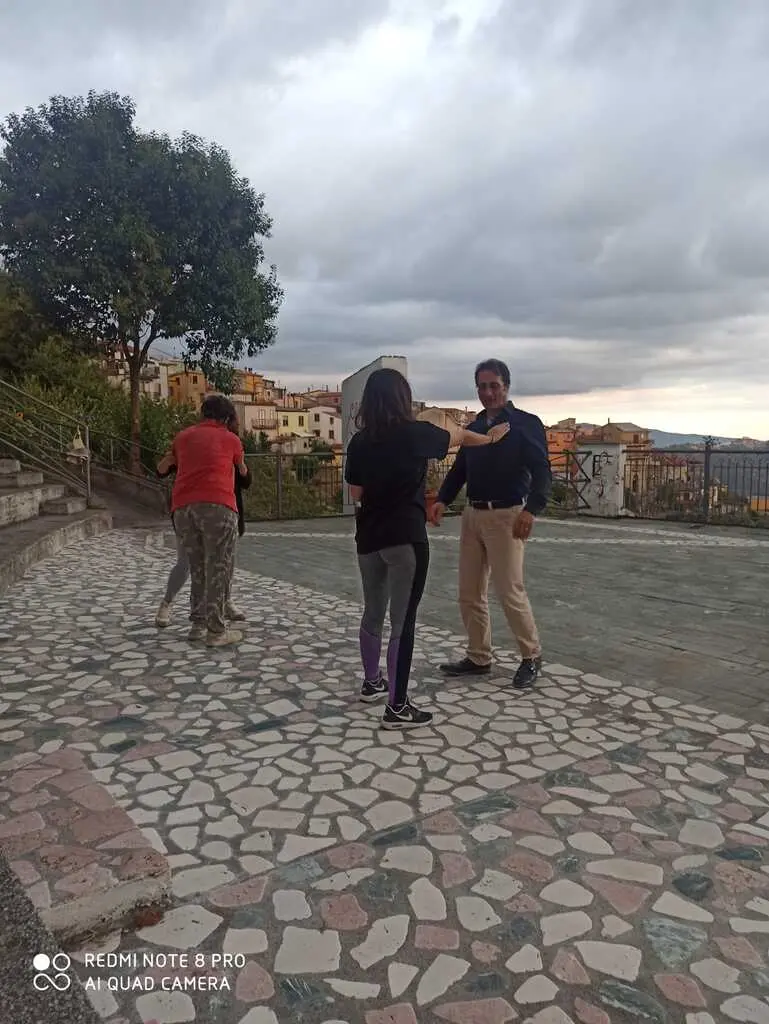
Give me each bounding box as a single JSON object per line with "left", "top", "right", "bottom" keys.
{"left": 0, "top": 747, "right": 171, "bottom": 945}
{"left": 0, "top": 509, "right": 112, "bottom": 593}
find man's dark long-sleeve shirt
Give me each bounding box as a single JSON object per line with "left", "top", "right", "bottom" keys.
{"left": 437, "top": 404, "right": 552, "bottom": 514}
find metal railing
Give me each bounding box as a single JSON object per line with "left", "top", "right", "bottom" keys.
{"left": 0, "top": 378, "right": 92, "bottom": 501}
{"left": 624, "top": 445, "right": 769, "bottom": 522}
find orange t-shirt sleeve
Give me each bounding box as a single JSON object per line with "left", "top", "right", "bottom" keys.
{"left": 231, "top": 435, "right": 244, "bottom": 465}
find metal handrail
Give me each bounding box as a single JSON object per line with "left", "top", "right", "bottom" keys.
{"left": 0, "top": 376, "right": 84, "bottom": 427}
{"left": 0, "top": 379, "right": 92, "bottom": 502}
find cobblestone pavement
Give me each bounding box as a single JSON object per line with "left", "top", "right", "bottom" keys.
{"left": 237, "top": 516, "right": 769, "bottom": 722}
{"left": 2, "top": 530, "right": 769, "bottom": 1023}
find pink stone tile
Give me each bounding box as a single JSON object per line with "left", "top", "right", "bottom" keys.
{"left": 69, "top": 785, "right": 115, "bottom": 811}
{"left": 574, "top": 998, "right": 610, "bottom": 1024}
{"left": 727, "top": 831, "right": 769, "bottom": 848}
{"left": 440, "top": 853, "right": 476, "bottom": 888}
{"left": 501, "top": 808, "right": 555, "bottom": 836}
{"left": 235, "top": 962, "right": 274, "bottom": 1002}
{"left": 38, "top": 845, "right": 99, "bottom": 875}
{"left": 612, "top": 833, "right": 646, "bottom": 855}
{"left": 415, "top": 926, "right": 460, "bottom": 951}
{"left": 715, "top": 861, "right": 765, "bottom": 893}
{"left": 552, "top": 949, "right": 590, "bottom": 985}
{"left": 208, "top": 876, "right": 267, "bottom": 908}
{"left": 10, "top": 790, "right": 56, "bottom": 813}
{"left": 319, "top": 894, "right": 368, "bottom": 930}
{"left": 70, "top": 808, "right": 131, "bottom": 843}
{"left": 586, "top": 877, "right": 651, "bottom": 915}
{"left": 580, "top": 815, "right": 622, "bottom": 833}
{"left": 10, "top": 859, "right": 40, "bottom": 885}
{"left": 423, "top": 811, "right": 463, "bottom": 834}
{"left": 366, "top": 1005, "right": 418, "bottom": 1024}
{"left": 99, "top": 830, "right": 152, "bottom": 850}
{"left": 0, "top": 810, "right": 46, "bottom": 838}
{"left": 721, "top": 802, "right": 754, "bottom": 823}
{"left": 433, "top": 997, "right": 517, "bottom": 1023}
{"left": 47, "top": 803, "right": 87, "bottom": 828}
{"left": 511, "top": 783, "right": 550, "bottom": 806}
{"left": 117, "top": 849, "right": 168, "bottom": 880}
{"left": 49, "top": 770, "right": 96, "bottom": 793}
{"left": 500, "top": 851, "right": 553, "bottom": 883}
{"left": 326, "top": 843, "right": 373, "bottom": 870}
{"left": 55, "top": 862, "right": 115, "bottom": 896}
{"left": 40, "top": 748, "right": 86, "bottom": 770}
{"left": 577, "top": 758, "right": 613, "bottom": 776}
{"left": 0, "top": 752, "right": 41, "bottom": 773}
{"left": 7, "top": 768, "right": 62, "bottom": 794}
{"left": 1, "top": 827, "right": 57, "bottom": 859}
{"left": 654, "top": 974, "right": 706, "bottom": 1008}
{"left": 505, "top": 893, "right": 541, "bottom": 913}
{"left": 715, "top": 936, "right": 764, "bottom": 967}
{"left": 735, "top": 778, "right": 764, "bottom": 792}
{"left": 650, "top": 841, "right": 683, "bottom": 856}
{"left": 471, "top": 941, "right": 501, "bottom": 964}
{"left": 622, "top": 789, "right": 662, "bottom": 809}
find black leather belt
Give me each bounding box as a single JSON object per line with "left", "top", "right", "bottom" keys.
{"left": 469, "top": 500, "right": 518, "bottom": 510}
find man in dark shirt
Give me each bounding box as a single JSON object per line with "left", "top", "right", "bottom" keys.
{"left": 430, "top": 358, "right": 552, "bottom": 688}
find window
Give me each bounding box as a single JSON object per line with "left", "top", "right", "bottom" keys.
{"left": 313, "top": 430, "right": 321, "bottom": 437}
{"left": 192, "top": 375, "right": 198, "bottom": 384}
{"left": 314, "top": 413, "right": 320, "bottom": 422}
{"left": 298, "top": 416, "right": 304, "bottom": 426}
{"left": 633, "top": 434, "right": 639, "bottom": 443}
{"left": 282, "top": 417, "right": 289, "bottom": 427}
{"left": 329, "top": 430, "right": 335, "bottom": 440}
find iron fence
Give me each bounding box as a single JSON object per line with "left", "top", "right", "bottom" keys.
{"left": 624, "top": 445, "right": 769, "bottom": 523}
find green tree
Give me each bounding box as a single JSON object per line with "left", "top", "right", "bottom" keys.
{"left": 0, "top": 269, "right": 61, "bottom": 377}
{"left": 0, "top": 91, "right": 283, "bottom": 472}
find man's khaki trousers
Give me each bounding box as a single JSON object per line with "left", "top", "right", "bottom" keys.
{"left": 458, "top": 505, "right": 541, "bottom": 664}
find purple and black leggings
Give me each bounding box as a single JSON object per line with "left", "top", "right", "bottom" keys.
{"left": 357, "top": 542, "right": 430, "bottom": 708}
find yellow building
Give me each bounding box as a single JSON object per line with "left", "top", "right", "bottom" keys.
{"left": 277, "top": 408, "right": 312, "bottom": 435}
{"left": 168, "top": 370, "right": 207, "bottom": 409}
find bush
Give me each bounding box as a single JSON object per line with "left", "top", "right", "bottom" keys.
{"left": 243, "top": 454, "right": 342, "bottom": 520}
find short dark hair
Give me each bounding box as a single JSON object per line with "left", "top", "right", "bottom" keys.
{"left": 474, "top": 359, "right": 511, "bottom": 388}
{"left": 201, "top": 394, "right": 237, "bottom": 424}
{"left": 355, "top": 368, "right": 414, "bottom": 440}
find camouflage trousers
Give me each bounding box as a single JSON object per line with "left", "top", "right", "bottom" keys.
{"left": 173, "top": 503, "right": 239, "bottom": 635}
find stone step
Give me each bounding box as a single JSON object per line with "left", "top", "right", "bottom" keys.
{"left": 0, "top": 484, "right": 67, "bottom": 527}
{"left": 41, "top": 496, "right": 88, "bottom": 516}
{"left": 0, "top": 747, "right": 171, "bottom": 944}
{"left": 12, "top": 470, "right": 44, "bottom": 487}
{"left": 0, "top": 458, "right": 21, "bottom": 476}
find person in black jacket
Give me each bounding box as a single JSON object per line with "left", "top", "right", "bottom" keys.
{"left": 429, "top": 358, "right": 552, "bottom": 690}
{"left": 155, "top": 413, "right": 251, "bottom": 627}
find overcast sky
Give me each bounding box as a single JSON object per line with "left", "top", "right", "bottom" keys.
{"left": 2, "top": 0, "right": 769, "bottom": 436}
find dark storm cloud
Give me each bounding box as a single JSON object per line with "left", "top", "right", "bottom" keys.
{"left": 2, "top": 0, "right": 769, "bottom": 401}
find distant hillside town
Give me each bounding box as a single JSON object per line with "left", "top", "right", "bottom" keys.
{"left": 103, "top": 353, "right": 768, "bottom": 517}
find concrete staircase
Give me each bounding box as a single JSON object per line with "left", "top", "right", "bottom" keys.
{"left": 0, "top": 458, "right": 111, "bottom": 592}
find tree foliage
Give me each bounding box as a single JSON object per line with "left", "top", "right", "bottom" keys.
{"left": 0, "top": 91, "right": 282, "bottom": 469}
{"left": 0, "top": 269, "right": 63, "bottom": 377}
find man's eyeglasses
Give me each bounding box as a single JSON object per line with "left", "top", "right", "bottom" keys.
{"left": 477, "top": 382, "right": 503, "bottom": 392}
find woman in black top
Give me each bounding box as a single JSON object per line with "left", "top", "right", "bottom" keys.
{"left": 344, "top": 368, "right": 509, "bottom": 729}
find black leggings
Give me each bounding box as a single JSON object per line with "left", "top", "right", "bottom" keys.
{"left": 357, "top": 542, "right": 430, "bottom": 707}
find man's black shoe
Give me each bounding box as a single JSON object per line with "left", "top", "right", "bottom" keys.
{"left": 512, "top": 657, "right": 542, "bottom": 689}
{"left": 439, "top": 657, "right": 491, "bottom": 677}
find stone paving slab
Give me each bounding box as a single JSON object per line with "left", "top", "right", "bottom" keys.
{"left": 233, "top": 516, "right": 769, "bottom": 722}
{"left": 2, "top": 532, "right": 769, "bottom": 1023}
{"left": 0, "top": 746, "right": 170, "bottom": 943}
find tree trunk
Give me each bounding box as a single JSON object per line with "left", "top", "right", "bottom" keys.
{"left": 128, "top": 358, "right": 142, "bottom": 475}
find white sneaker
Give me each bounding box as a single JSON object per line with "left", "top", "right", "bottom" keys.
{"left": 188, "top": 625, "right": 206, "bottom": 642}
{"left": 206, "top": 629, "right": 243, "bottom": 648}
{"left": 225, "top": 603, "right": 246, "bottom": 622}
{"left": 155, "top": 601, "right": 172, "bottom": 628}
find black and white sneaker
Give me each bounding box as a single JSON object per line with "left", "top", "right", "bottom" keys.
{"left": 360, "top": 675, "right": 388, "bottom": 703}
{"left": 381, "top": 701, "right": 433, "bottom": 730}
